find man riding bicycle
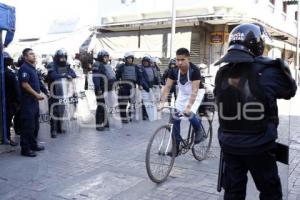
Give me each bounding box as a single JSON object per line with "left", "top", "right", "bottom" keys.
{"left": 160, "top": 48, "right": 205, "bottom": 156}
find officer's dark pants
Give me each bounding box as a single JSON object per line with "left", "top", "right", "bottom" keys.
{"left": 142, "top": 103, "right": 148, "bottom": 119}
{"left": 172, "top": 112, "right": 201, "bottom": 147}
{"left": 20, "top": 109, "right": 39, "bottom": 151}
{"left": 96, "top": 95, "right": 108, "bottom": 128}
{"left": 118, "top": 86, "right": 133, "bottom": 121}
{"left": 50, "top": 105, "right": 65, "bottom": 133}
{"left": 13, "top": 110, "right": 21, "bottom": 135}
{"left": 6, "top": 105, "right": 16, "bottom": 141}
{"left": 223, "top": 151, "right": 282, "bottom": 200}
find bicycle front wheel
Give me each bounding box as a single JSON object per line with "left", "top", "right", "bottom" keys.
{"left": 192, "top": 114, "right": 213, "bottom": 161}
{"left": 145, "top": 125, "right": 176, "bottom": 183}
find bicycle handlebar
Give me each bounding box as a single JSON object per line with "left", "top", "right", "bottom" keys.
{"left": 159, "top": 106, "right": 180, "bottom": 113}
{"left": 159, "top": 106, "right": 190, "bottom": 119}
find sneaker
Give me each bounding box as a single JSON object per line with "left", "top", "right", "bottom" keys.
{"left": 194, "top": 129, "right": 204, "bottom": 144}
{"left": 166, "top": 150, "right": 179, "bottom": 157}
{"left": 166, "top": 145, "right": 180, "bottom": 157}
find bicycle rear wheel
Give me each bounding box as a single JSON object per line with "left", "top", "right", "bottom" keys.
{"left": 192, "top": 113, "right": 213, "bottom": 161}
{"left": 146, "top": 125, "right": 176, "bottom": 183}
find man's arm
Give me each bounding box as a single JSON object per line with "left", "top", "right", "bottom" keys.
{"left": 39, "top": 80, "right": 49, "bottom": 96}
{"left": 68, "top": 68, "right": 77, "bottom": 78}
{"left": 48, "top": 68, "right": 64, "bottom": 81}
{"left": 11, "top": 74, "right": 21, "bottom": 105}
{"left": 21, "top": 82, "right": 44, "bottom": 100}
{"left": 160, "top": 78, "right": 174, "bottom": 103}
{"left": 185, "top": 80, "right": 200, "bottom": 113}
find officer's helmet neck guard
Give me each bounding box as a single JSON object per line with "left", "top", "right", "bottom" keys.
{"left": 228, "top": 23, "right": 271, "bottom": 57}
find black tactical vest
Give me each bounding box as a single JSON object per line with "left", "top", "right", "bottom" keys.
{"left": 215, "top": 63, "right": 270, "bottom": 134}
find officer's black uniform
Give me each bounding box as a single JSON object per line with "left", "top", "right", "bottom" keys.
{"left": 12, "top": 55, "right": 24, "bottom": 136}
{"left": 162, "top": 59, "right": 177, "bottom": 105}
{"left": 47, "top": 49, "right": 77, "bottom": 137}
{"left": 214, "top": 23, "right": 297, "bottom": 200}
{"left": 3, "top": 53, "right": 20, "bottom": 145}
{"left": 92, "top": 50, "right": 116, "bottom": 131}
{"left": 19, "top": 60, "right": 48, "bottom": 155}
{"left": 116, "top": 53, "right": 140, "bottom": 122}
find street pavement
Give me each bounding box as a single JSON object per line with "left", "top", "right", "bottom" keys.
{"left": 1, "top": 87, "right": 300, "bottom": 199}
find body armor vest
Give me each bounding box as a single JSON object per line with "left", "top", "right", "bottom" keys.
{"left": 122, "top": 65, "right": 137, "bottom": 81}
{"left": 144, "top": 67, "right": 154, "bottom": 82}
{"left": 215, "top": 64, "right": 269, "bottom": 134}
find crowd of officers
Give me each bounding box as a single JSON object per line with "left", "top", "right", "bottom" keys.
{"left": 1, "top": 48, "right": 177, "bottom": 157}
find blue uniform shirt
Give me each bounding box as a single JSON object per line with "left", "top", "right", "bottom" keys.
{"left": 18, "top": 62, "right": 42, "bottom": 117}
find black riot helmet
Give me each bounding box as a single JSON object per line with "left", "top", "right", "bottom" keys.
{"left": 97, "top": 50, "right": 109, "bottom": 62}
{"left": 17, "top": 55, "right": 25, "bottom": 68}
{"left": 3, "top": 52, "right": 13, "bottom": 67}
{"left": 215, "top": 23, "right": 271, "bottom": 65}
{"left": 168, "top": 58, "right": 176, "bottom": 68}
{"left": 228, "top": 23, "right": 271, "bottom": 57}
{"left": 142, "top": 55, "right": 151, "bottom": 63}
{"left": 54, "top": 49, "right": 68, "bottom": 65}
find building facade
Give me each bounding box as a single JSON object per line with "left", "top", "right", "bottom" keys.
{"left": 95, "top": 0, "right": 298, "bottom": 71}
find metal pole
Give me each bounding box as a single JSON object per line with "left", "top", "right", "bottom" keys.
{"left": 170, "top": 0, "right": 176, "bottom": 58}
{"left": 296, "top": 1, "right": 300, "bottom": 84}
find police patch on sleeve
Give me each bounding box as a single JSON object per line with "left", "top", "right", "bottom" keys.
{"left": 22, "top": 72, "right": 28, "bottom": 78}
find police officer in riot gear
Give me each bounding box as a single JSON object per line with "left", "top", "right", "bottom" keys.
{"left": 92, "top": 50, "right": 116, "bottom": 131}
{"left": 162, "top": 58, "right": 177, "bottom": 105}
{"left": 214, "top": 23, "right": 297, "bottom": 199}
{"left": 18, "top": 48, "right": 49, "bottom": 157}
{"left": 116, "top": 52, "right": 140, "bottom": 123}
{"left": 150, "top": 57, "right": 162, "bottom": 85}
{"left": 47, "top": 49, "right": 77, "bottom": 138}
{"left": 3, "top": 52, "right": 20, "bottom": 146}
{"left": 139, "top": 55, "right": 160, "bottom": 120}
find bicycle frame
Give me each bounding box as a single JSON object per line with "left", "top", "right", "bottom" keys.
{"left": 163, "top": 106, "right": 195, "bottom": 154}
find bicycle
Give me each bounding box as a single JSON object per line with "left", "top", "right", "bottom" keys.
{"left": 145, "top": 101, "right": 214, "bottom": 183}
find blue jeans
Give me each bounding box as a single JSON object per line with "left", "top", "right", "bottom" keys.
{"left": 172, "top": 112, "right": 201, "bottom": 146}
